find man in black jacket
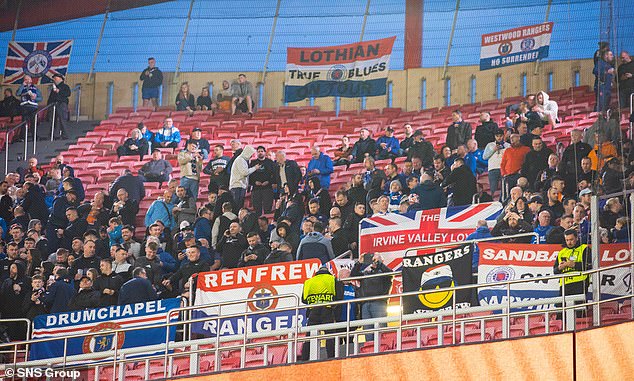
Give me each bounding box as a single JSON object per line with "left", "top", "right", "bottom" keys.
{"left": 0, "top": 88, "right": 20, "bottom": 121}
{"left": 217, "top": 222, "right": 248, "bottom": 269}
{"left": 70, "top": 240, "right": 100, "bottom": 281}
{"left": 119, "top": 267, "right": 159, "bottom": 305}
{"left": 250, "top": 146, "right": 276, "bottom": 216}
{"left": 203, "top": 144, "right": 230, "bottom": 193}
{"left": 474, "top": 112, "right": 499, "bottom": 149}
{"left": 48, "top": 74, "right": 71, "bottom": 139}
{"left": 407, "top": 130, "right": 435, "bottom": 168}
{"left": 93, "top": 258, "right": 123, "bottom": 306}
{"left": 521, "top": 137, "right": 553, "bottom": 190}
{"left": 446, "top": 110, "right": 472, "bottom": 151}
{"left": 237, "top": 232, "right": 269, "bottom": 267}
{"left": 349, "top": 128, "right": 377, "bottom": 163}
{"left": 351, "top": 253, "right": 393, "bottom": 340}
{"left": 111, "top": 189, "right": 139, "bottom": 227}
{"left": 68, "top": 276, "right": 100, "bottom": 310}
{"left": 140, "top": 57, "right": 163, "bottom": 109}
{"left": 62, "top": 207, "right": 88, "bottom": 248}
{"left": 491, "top": 212, "right": 533, "bottom": 243}
{"left": 443, "top": 158, "right": 476, "bottom": 206}
{"left": 163, "top": 246, "right": 210, "bottom": 295}
{"left": 328, "top": 218, "right": 350, "bottom": 257}
{"left": 274, "top": 150, "right": 302, "bottom": 195}
{"left": 263, "top": 243, "right": 294, "bottom": 264}
{"left": 21, "top": 181, "right": 49, "bottom": 225}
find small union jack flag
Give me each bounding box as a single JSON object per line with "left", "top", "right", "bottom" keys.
{"left": 3, "top": 40, "right": 73, "bottom": 84}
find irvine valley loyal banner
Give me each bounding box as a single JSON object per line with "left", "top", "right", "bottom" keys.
{"left": 480, "top": 22, "right": 553, "bottom": 71}
{"left": 402, "top": 243, "right": 474, "bottom": 314}
{"left": 284, "top": 36, "right": 396, "bottom": 102}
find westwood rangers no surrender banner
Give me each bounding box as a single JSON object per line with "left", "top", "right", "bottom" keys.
{"left": 30, "top": 298, "right": 180, "bottom": 361}
{"left": 3, "top": 40, "right": 73, "bottom": 84}
{"left": 359, "top": 202, "right": 502, "bottom": 271}
{"left": 480, "top": 22, "right": 553, "bottom": 71}
{"left": 193, "top": 260, "right": 321, "bottom": 337}
{"left": 284, "top": 36, "right": 396, "bottom": 102}
{"left": 402, "top": 243, "right": 474, "bottom": 314}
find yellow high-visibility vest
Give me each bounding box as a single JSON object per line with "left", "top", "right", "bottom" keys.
{"left": 557, "top": 244, "right": 589, "bottom": 286}
{"left": 303, "top": 273, "right": 336, "bottom": 305}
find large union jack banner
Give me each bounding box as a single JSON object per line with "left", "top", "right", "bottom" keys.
{"left": 3, "top": 40, "right": 73, "bottom": 84}
{"left": 359, "top": 202, "right": 503, "bottom": 271}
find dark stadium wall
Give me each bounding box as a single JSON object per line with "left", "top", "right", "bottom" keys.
{"left": 54, "top": 57, "right": 592, "bottom": 120}
{"left": 170, "top": 320, "right": 634, "bottom": 381}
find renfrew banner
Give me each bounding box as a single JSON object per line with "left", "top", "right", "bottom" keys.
{"left": 284, "top": 37, "right": 396, "bottom": 102}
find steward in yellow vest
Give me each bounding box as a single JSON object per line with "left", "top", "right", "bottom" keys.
{"left": 553, "top": 229, "right": 591, "bottom": 296}
{"left": 299, "top": 266, "right": 343, "bottom": 361}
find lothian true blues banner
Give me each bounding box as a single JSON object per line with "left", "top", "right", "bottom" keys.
{"left": 193, "top": 260, "right": 321, "bottom": 337}
{"left": 480, "top": 23, "right": 553, "bottom": 71}
{"left": 284, "top": 36, "right": 396, "bottom": 102}
{"left": 30, "top": 298, "right": 180, "bottom": 361}
{"left": 3, "top": 40, "right": 73, "bottom": 84}
{"left": 359, "top": 202, "right": 502, "bottom": 271}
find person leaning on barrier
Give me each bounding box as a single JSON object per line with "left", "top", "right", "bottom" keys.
{"left": 300, "top": 265, "right": 343, "bottom": 361}
{"left": 553, "top": 229, "right": 591, "bottom": 297}
{"left": 351, "top": 253, "right": 393, "bottom": 341}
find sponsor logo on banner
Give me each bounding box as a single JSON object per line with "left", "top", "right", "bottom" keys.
{"left": 3, "top": 40, "right": 73, "bottom": 84}
{"left": 480, "top": 22, "right": 553, "bottom": 71}
{"left": 359, "top": 202, "right": 502, "bottom": 271}
{"left": 402, "top": 244, "right": 474, "bottom": 314}
{"left": 30, "top": 299, "right": 180, "bottom": 361}
{"left": 284, "top": 37, "right": 396, "bottom": 102}
{"left": 478, "top": 243, "right": 633, "bottom": 308}
{"left": 478, "top": 243, "right": 560, "bottom": 310}
{"left": 193, "top": 260, "right": 321, "bottom": 337}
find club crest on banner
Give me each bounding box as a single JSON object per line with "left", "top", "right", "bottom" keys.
{"left": 485, "top": 266, "right": 516, "bottom": 285}
{"left": 82, "top": 322, "right": 125, "bottom": 354}
{"left": 247, "top": 284, "right": 279, "bottom": 312}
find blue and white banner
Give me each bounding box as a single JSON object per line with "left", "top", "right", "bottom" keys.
{"left": 480, "top": 22, "right": 553, "bottom": 71}
{"left": 193, "top": 260, "right": 321, "bottom": 337}
{"left": 477, "top": 243, "right": 560, "bottom": 311}
{"left": 30, "top": 298, "right": 180, "bottom": 361}
{"left": 284, "top": 37, "right": 396, "bottom": 102}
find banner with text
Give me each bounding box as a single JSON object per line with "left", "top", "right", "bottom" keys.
{"left": 284, "top": 36, "right": 396, "bottom": 102}
{"left": 359, "top": 202, "right": 502, "bottom": 271}
{"left": 193, "top": 260, "right": 321, "bottom": 337}
{"left": 30, "top": 298, "right": 180, "bottom": 361}
{"left": 477, "top": 243, "right": 633, "bottom": 309}
{"left": 402, "top": 243, "right": 474, "bottom": 314}
{"left": 480, "top": 22, "right": 553, "bottom": 71}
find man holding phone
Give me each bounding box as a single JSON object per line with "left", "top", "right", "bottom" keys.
{"left": 553, "top": 229, "right": 591, "bottom": 297}
{"left": 351, "top": 253, "right": 393, "bottom": 340}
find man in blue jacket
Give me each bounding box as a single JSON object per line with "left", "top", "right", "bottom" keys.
{"left": 411, "top": 173, "right": 447, "bottom": 210}
{"left": 376, "top": 126, "right": 402, "bottom": 159}
{"left": 465, "top": 220, "right": 493, "bottom": 272}
{"left": 306, "top": 146, "right": 334, "bottom": 190}
{"left": 145, "top": 191, "right": 175, "bottom": 231}
{"left": 42, "top": 267, "right": 75, "bottom": 313}
{"left": 118, "top": 267, "right": 158, "bottom": 305}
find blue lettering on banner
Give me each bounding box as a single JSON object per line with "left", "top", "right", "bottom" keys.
{"left": 30, "top": 298, "right": 180, "bottom": 361}
{"left": 285, "top": 78, "right": 387, "bottom": 103}
{"left": 192, "top": 310, "right": 306, "bottom": 337}
{"left": 478, "top": 289, "right": 558, "bottom": 312}
{"left": 480, "top": 46, "right": 550, "bottom": 71}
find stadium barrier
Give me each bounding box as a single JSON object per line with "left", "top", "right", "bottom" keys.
{"left": 2, "top": 258, "right": 633, "bottom": 379}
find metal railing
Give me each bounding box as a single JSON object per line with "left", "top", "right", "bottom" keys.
{"left": 2, "top": 253, "right": 634, "bottom": 380}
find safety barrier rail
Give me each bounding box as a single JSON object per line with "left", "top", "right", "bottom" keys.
{"left": 2, "top": 256, "right": 634, "bottom": 380}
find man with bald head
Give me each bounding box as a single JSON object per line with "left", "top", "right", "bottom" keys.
{"left": 274, "top": 150, "right": 302, "bottom": 194}
{"left": 111, "top": 188, "right": 139, "bottom": 226}
{"left": 307, "top": 145, "right": 334, "bottom": 190}
{"left": 249, "top": 146, "right": 276, "bottom": 216}
{"left": 16, "top": 75, "right": 42, "bottom": 138}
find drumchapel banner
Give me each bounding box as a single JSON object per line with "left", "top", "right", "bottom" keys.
{"left": 284, "top": 36, "right": 396, "bottom": 102}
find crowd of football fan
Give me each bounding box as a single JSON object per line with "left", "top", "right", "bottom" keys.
{"left": 0, "top": 53, "right": 632, "bottom": 343}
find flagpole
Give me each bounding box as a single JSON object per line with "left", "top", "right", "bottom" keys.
{"left": 10, "top": 0, "right": 22, "bottom": 42}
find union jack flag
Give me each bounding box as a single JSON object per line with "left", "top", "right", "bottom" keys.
{"left": 359, "top": 202, "right": 503, "bottom": 270}
{"left": 3, "top": 40, "right": 73, "bottom": 84}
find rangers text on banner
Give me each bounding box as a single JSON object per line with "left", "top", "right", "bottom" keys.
{"left": 193, "top": 260, "right": 321, "bottom": 337}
